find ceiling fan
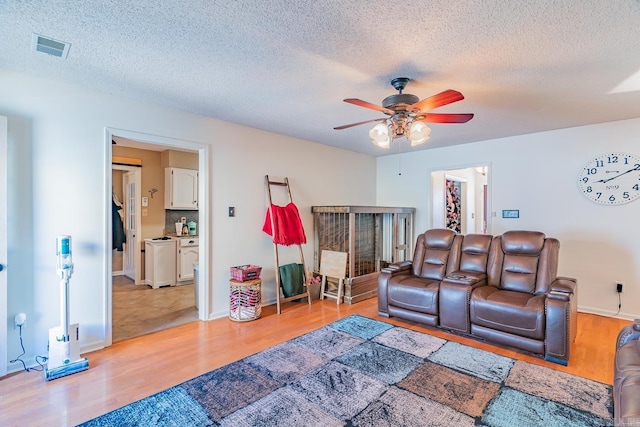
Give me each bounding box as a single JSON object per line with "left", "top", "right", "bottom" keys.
{"left": 334, "top": 77, "right": 473, "bottom": 148}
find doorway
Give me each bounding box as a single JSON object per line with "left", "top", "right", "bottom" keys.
{"left": 112, "top": 165, "right": 142, "bottom": 284}
{"left": 105, "top": 128, "right": 209, "bottom": 347}
{"left": 430, "top": 164, "right": 490, "bottom": 234}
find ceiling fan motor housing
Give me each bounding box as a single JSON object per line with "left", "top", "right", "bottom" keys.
{"left": 382, "top": 93, "right": 419, "bottom": 110}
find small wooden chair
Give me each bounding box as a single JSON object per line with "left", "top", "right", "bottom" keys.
{"left": 319, "top": 250, "right": 348, "bottom": 305}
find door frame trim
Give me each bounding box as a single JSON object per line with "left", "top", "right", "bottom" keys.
{"left": 113, "top": 166, "right": 142, "bottom": 284}
{"left": 0, "top": 116, "right": 7, "bottom": 377}
{"left": 104, "top": 127, "right": 210, "bottom": 347}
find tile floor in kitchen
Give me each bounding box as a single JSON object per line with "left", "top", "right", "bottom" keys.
{"left": 112, "top": 275, "right": 199, "bottom": 342}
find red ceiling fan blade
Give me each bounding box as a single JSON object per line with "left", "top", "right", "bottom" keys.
{"left": 407, "top": 89, "right": 464, "bottom": 113}
{"left": 334, "top": 118, "right": 386, "bottom": 130}
{"left": 422, "top": 113, "right": 474, "bottom": 124}
{"left": 344, "top": 98, "right": 395, "bottom": 115}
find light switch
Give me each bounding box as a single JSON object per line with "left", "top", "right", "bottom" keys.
{"left": 142, "top": 197, "right": 149, "bottom": 207}
{"left": 142, "top": 208, "right": 148, "bottom": 217}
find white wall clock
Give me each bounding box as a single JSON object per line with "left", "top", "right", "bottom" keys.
{"left": 578, "top": 152, "right": 640, "bottom": 205}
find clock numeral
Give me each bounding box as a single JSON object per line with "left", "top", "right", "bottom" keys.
{"left": 581, "top": 177, "right": 588, "bottom": 184}
{"left": 607, "top": 155, "right": 619, "bottom": 164}
{"left": 595, "top": 160, "right": 604, "bottom": 167}
{"left": 624, "top": 157, "right": 630, "bottom": 165}
{"left": 623, "top": 192, "right": 630, "bottom": 199}
{"left": 596, "top": 192, "right": 602, "bottom": 199}
{"left": 609, "top": 195, "right": 616, "bottom": 202}
{"left": 586, "top": 168, "right": 597, "bottom": 175}
{"left": 586, "top": 186, "right": 592, "bottom": 193}
{"left": 634, "top": 184, "right": 639, "bottom": 191}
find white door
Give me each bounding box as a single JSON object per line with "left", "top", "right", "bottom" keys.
{"left": 0, "top": 116, "right": 7, "bottom": 377}
{"left": 122, "top": 171, "right": 141, "bottom": 284}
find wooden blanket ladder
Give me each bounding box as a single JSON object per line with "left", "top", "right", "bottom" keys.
{"left": 265, "top": 175, "right": 310, "bottom": 314}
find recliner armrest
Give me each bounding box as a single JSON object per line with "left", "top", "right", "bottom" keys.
{"left": 381, "top": 261, "right": 412, "bottom": 274}
{"left": 378, "top": 262, "right": 413, "bottom": 317}
{"left": 617, "top": 319, "right": 640, "bottom": 349}
{"left": 550, "top": 277, "right": 577, "bottom": 294}
{"left": 443, "top": 271, "right": 486, "bottom": 287}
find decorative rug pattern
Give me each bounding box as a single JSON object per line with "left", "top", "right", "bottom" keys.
{"left": 80, "top": 314, "right": 614, "bottom": 427}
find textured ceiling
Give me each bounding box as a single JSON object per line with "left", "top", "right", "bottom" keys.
{"left": 2, "top": 1, "right": 640, "bottom": 156}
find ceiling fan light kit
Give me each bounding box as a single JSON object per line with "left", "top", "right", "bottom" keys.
{"left": 335, "top": 77, "right": 473, "bottom": 149}
{"left": 408, "top": 121, "right": 431, "bottom": 146}
{"left": 369, "top": 122, "right": 391, "bottom": 148}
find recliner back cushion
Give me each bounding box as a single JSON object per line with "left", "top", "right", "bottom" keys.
{"left": 501, "top": 255, "right": 539, "bottom": 293}
{"left": 459, "top": 234, "right": 492, "bottom": 273}
{"left": 501, "top": 230, "right": 545, "bottom": 255}
{"left": 412, "top": 229, "right": 456, "bottom": 280}
{"left": 499, "top": 231, "right": 545, "bottom": 293}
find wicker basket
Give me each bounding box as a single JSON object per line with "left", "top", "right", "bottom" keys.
{"left": 229, "top": 279, "right": 262, "bottom": 322}
{"left": 230, "top": 265, "right": 262, "bottom": 282}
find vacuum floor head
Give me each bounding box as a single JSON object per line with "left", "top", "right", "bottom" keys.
{"left": 45, "top": 358, "right": 89, "bottom": 381}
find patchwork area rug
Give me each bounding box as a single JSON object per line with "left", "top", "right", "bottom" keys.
{"left": 81, "top": 315, "right": 613, "bottom": 426}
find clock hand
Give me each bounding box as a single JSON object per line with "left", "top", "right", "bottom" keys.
{"left": 602, "top": 164, "right": 640, "bottom": 183}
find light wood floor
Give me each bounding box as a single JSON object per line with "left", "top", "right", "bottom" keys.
{"left": 112, "top": 275, "right": 198, "bottom": 342}
{"left": 0, "top": 298, "right": 629, "bottom": 427}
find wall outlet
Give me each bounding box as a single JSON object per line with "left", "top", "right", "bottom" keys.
{"left": 14, "top": 312, "right": 26, "bottom": 328}
{"left": 616, "top": 282, "right": 623, "bottom": 293}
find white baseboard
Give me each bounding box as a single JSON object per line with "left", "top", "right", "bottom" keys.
{"left": 578, "top": 305, "right": 638, "bottom": 321}
{"left": 112, "top": 270, "right": 123, "bottom": 276}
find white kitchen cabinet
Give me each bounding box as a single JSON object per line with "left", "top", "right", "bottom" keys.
{"left": 165, "top": 167, "right": 198, "bottom": 210}
{"left": 178, "top": 246, "right": 199, "bottom": 282}
{"left": 144, "top": 239, "right": 176, "bottom": 289}
{"left": 174, "top": 236, "right": 199, "bottom": 283}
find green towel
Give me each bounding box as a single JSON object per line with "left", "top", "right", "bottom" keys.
{"left": 279, "top": 263, "right": 305, "bottom": 297}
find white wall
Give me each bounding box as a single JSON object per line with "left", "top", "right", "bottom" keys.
{"left": 377, "top": 119, "right": 640, "bottom": 320}
{"left": 0, "top": 69, "right": 376, "bottom": 373}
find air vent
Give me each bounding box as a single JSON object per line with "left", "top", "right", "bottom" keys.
{"left": 31, "top": 33, "right": 70, "bottom": 58}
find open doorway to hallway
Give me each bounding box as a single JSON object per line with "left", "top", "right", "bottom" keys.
{"left": 106, "top": 129, "right": 208, "bottom": 345}
{"left": 430, "top": 164, "right": 490, "bottom": 234}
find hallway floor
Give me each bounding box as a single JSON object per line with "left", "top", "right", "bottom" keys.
{"left": 112, "top": 275, "right": 199, "bottom": 342}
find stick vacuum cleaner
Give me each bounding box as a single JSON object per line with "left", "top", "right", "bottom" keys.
{"left": 45, "top": 235, "right": 89, "bottom": 381}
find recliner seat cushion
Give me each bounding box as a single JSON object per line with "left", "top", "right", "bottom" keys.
{"left": 388, "top": 275, "right": 439, "bottom": 315}
{"left": 470, "top": 286, "right": 545, "bottom": 340}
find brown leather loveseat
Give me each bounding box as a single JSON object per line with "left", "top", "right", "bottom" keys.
{"left": 378, "top": 228, "right": 578, "bottom": 365}
{"left": 614, "top": 320, "right": 640, "bottom": 425}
